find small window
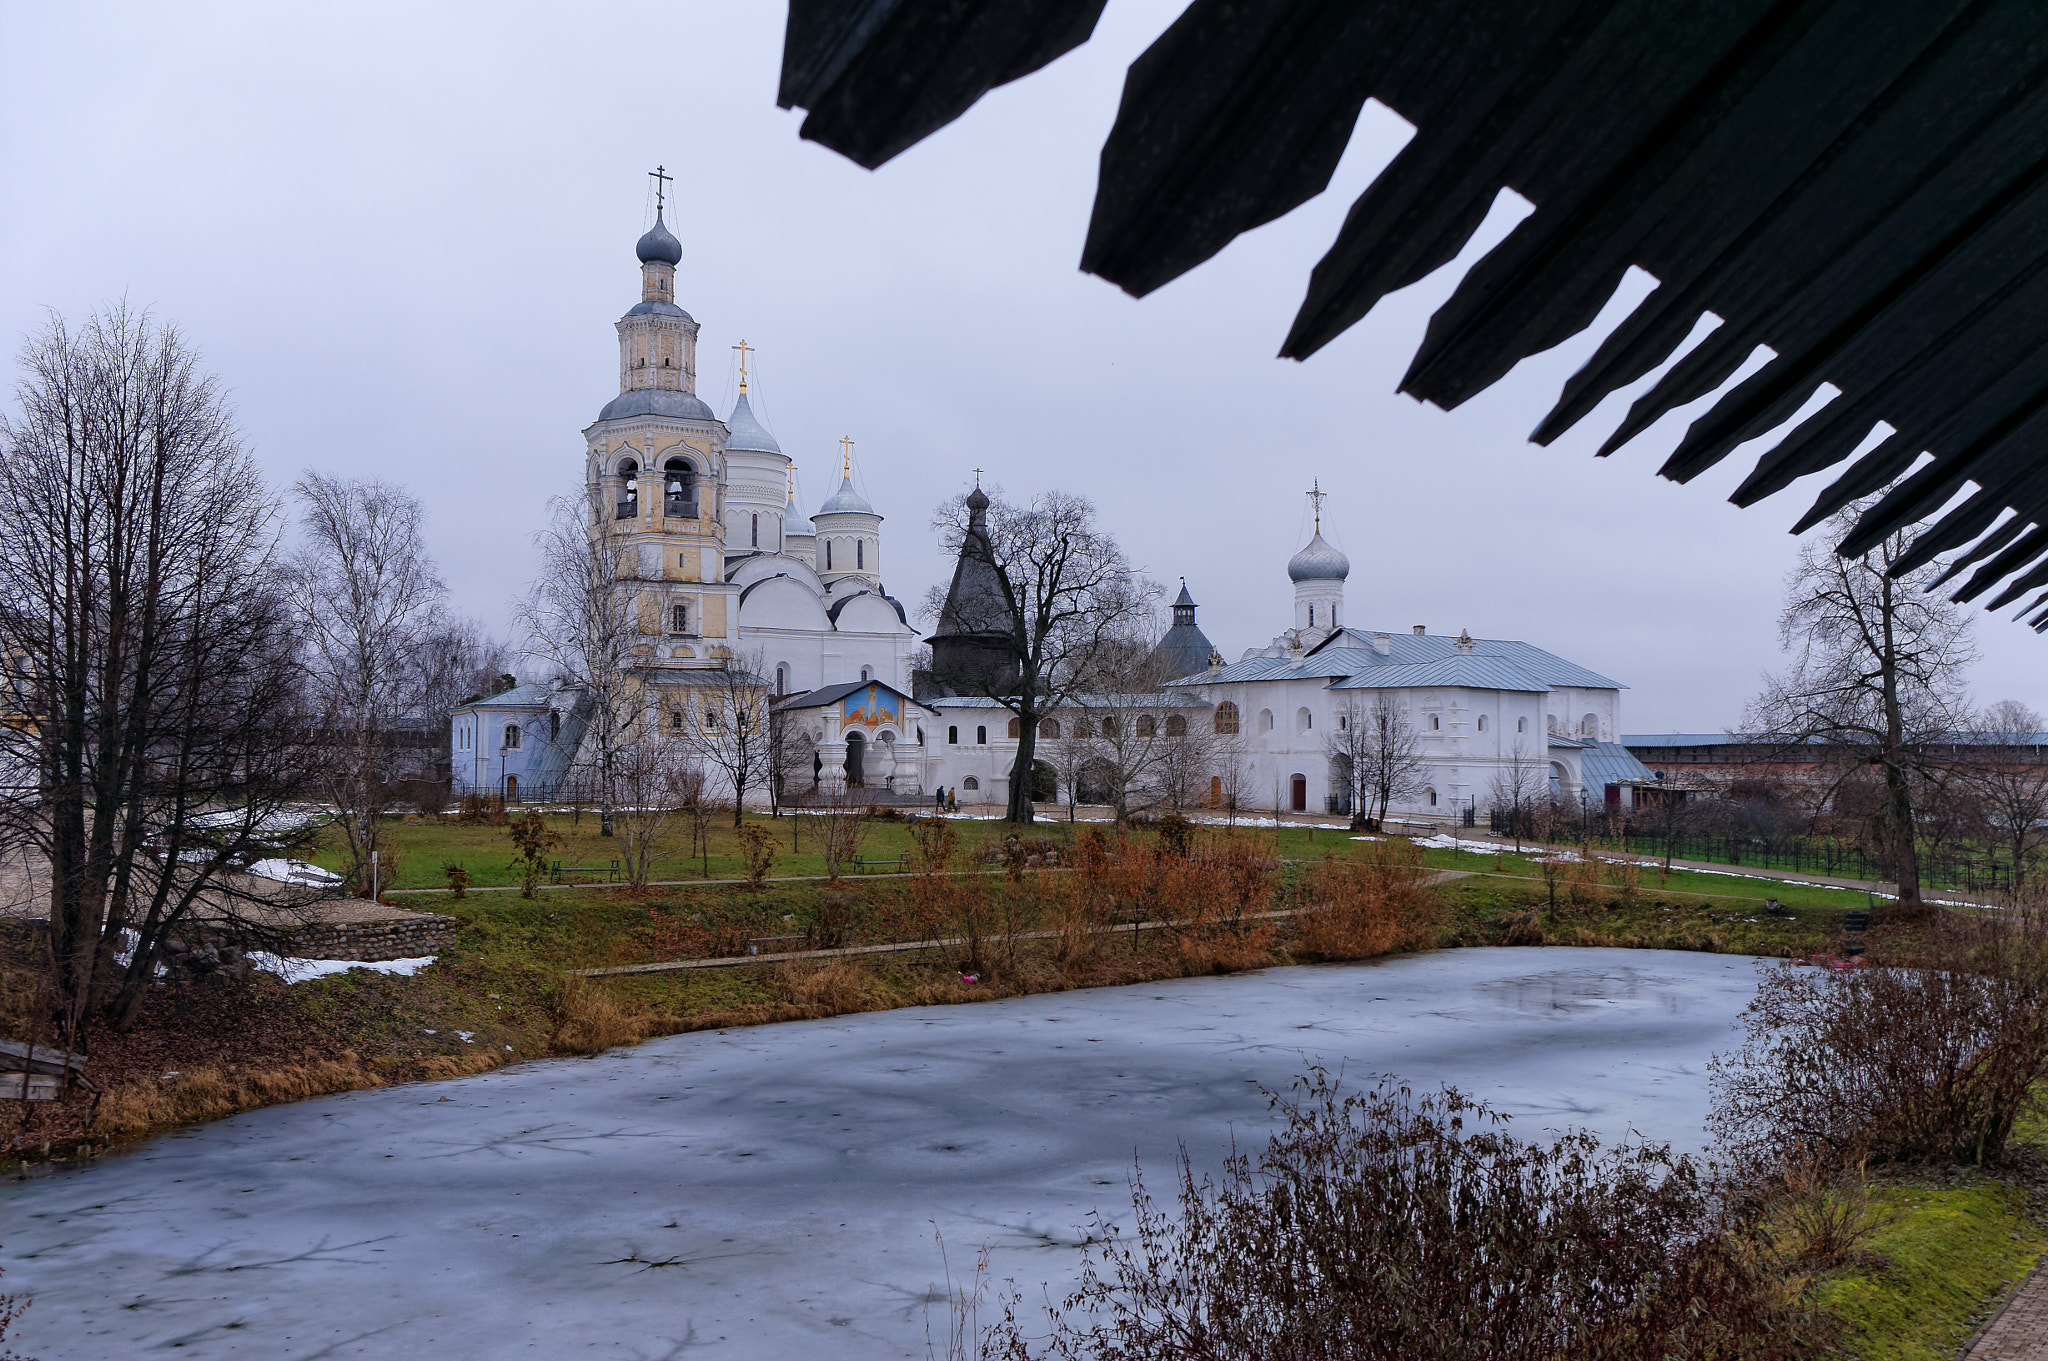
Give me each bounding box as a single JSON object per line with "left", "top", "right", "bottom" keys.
{"left": 1477, "top": 715, "right": 1487, "bottom": 732}
{"left": 976, "top": 725, "right": 987, "bottom": 744}
{"left": 1338, "top": 713, "right": 1348, "bottom": 731}
{"left": 1101, "top": 716, "right": 1119, "bottom": 739}
{"left": 751, "top": 513, "right": 759, "bottom": 548}
{"left": 1073, "top": 718, "right": 1093, "bottom": 738}
{"left": 504, "top": 724, "right": 521, "bottom": 750}
{"left": 857, "top": 540, "right": 864, "bottom": 569}
{"left": 1296, "top": 707, "right": 1312, "bottom": 733}
{"left": 1137, "top": 715, "right": 1155, "bottom": 737}
{"left": 1426, "top": 787, "right": 1438, "bottom": 807}
{"left": 1518, "top": 717, "right": 1527, "bottom": 733}
{"left": 962, "top": 776, "right": 980, "bottom": 791}
{"left": 1214, "top": 701, "right": 1240, "bottom": 735}
{"left": 679, "top": 552, "right": 688, "bottom": 568}
{"left": 1165, "top": 714, "right": 1186, "bottom": 737}
{"left": 1307, "top": 604, "right": 1314, "bottom": 627}
{"left": 1429, "top": 714, "right": 1440, "bottom": 730}
{"left": 826, "top": 540, "right": 833, "bottom": 569}
{"left": 672, "top": 603, "right": 689, "bottom": 634}
{"left": 776, "top": 665, "right": 787, "bottom": 693}
{"left": 948, "top": 725, "right": 959, "bottom": 745}
{"left": 1040, "top": 718, "right": 1061, "bottom": 738}
{"left": 669, "top": 710, "right": 684, "bottom": 732}
{"left": 1007, "top": 717, "right": 1021, "bottom": 738}
{"left": 1259, "top": 708, "right": 1274, "bottom": 733}
{"left": 861, "top": 666, "right": 871, "bottom": 682}
{"left": 703, "top": 703, "right": 723, "bottom": 729}
{"left": 549, "top": 711, "right": 561, "bottom": 741}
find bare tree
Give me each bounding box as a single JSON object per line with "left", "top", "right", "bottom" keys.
{"left": 1487, "top": 741, "right": 1546, "bottom": 852}
{"left": 1040, "top": 713, "right": 1091, "bottom": 821}
{"left": 1743, "top": 504, "right": 1974, "bottom": 912}
{"left": 1327, "top": 692, "right": 1428, "bottom": 831}
{"left": 284, "top": 474, "right": 450, "bottom": 894}
{"left": 924, "top": 488, "right": 1159, "bottom": 823}
{"left": 519, "top": 488, "right": 636, "bottom": 836}
{"left": 0, "top": 305, "right": 324, "bottom": 1034}
{"left": 608, "top": 734, "right": 699, "bottom": 889}
{"left": 669, "top": 656, "right": 772, "bottom": 827}
{"left": 767, "top": 697, "right": 817, "bottom": 815}
{"left": 1959, "top": 700, "right": 2048, "bottom": 892}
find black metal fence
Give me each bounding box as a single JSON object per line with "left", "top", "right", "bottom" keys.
{"left": 1488, "top": 808, "right": 2016, "bottom": 896}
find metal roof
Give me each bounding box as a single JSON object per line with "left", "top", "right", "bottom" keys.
{"left": 1326, "top": 655, "right": 1548, "bottom": 693}
{"left": 634, "top": 210, "right": 682, "bottom": 266}
{"left": 778, "top": 678, "right": 916, "bottom": 711}
{"left": 1182, "top": 630, "right": 1621, "bottom": 691}
{"left": 1580, "top": 740, "right": 1657, "bottom": 790}
{"left": 818, "top": 473, "right": 876, "bottom": 516}
{"left": 1622, "top": 733, "right": 1746, "bottom": 748}
{"left": 596, "top": 389, "right": 716, "bottom": 424}
{"left": 724, "top": 390, "right": 782, "bottom": 454}
{"left": 1286, "top": 531, "right": 1350, "bottom": 583}
{"left": 455, "top": 683, "right": 557, "bottom": 711}
{"left": 776, "top": 1, "right": 2048, "bottom": 632}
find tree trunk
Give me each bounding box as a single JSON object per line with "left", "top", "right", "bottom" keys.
{"left": 1008, "top": 707, "right": 1038, "bottom": 824}
{"left": 1878, "top": 575, "right": 1924, "bottom": 913}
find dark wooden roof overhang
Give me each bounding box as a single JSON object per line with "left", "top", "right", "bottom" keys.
{"left": 778, "top": 0, "right": 2048, "bottom": 630}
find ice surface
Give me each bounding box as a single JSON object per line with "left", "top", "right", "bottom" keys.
{"left": 1, "top": 948, "right": 1766, "bottom": 1360}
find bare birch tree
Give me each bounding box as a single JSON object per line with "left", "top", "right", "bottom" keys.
{"left": 284, "top": 474, "right": 450, "bottom": 895}
{"left": 520, "top": 488, "right": 636, "bottom": 836}
{"left": 1743, "top": 504, "right": 1974, "bottom": 912}
{"left": 924, "top": 488, "right": 1158, "bottom": 823}
{"left": 1327, "top": 692, "right": 1428, "bottom": 831}
{"left": 0, "top": 305, "right": 322, "bottom": 1034}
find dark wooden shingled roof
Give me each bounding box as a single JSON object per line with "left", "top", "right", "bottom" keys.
{"left": 778, "top": 0, "right": 2048, "bottom": 630}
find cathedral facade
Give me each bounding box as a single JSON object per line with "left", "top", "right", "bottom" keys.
{"left": 450, "top": 205, "right": 921, "bottom": 799}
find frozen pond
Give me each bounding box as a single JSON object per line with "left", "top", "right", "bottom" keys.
{"left": 3, "top": 948, "right": 1765, "bottom": 1359}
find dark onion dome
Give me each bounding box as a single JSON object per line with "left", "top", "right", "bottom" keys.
{"left": 635, "top": 210, "right": 683, "bottom": 266}
{"left": 965, "top": 485, "right": 990, "bottom": 512}
{"left": 1287, "top": 530, "right": 1350, "bottom": 582}
{"left": 724, "top": 391, "right": 782, "bottom": 454}
{"left": 597, "top": 388, "right": 716, "bottom": 422}
{"left": 819, "top": 473, "right": 876, "bottom": 516}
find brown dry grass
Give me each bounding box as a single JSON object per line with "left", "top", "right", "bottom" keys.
{"left": 1297, "top": 840, "right": 1446, "bottom": 961}
{"left": 90, "top": 1057, "right": 380, "bottom": 1141}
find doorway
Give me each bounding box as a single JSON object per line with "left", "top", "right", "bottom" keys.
{"left": 1289, "top": 773, "right": 1306, "bottom": 812}
{"left": 844, "top": 731, "right": 866, "bottom": 787}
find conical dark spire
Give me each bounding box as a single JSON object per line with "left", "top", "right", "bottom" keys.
{"left": 919, "top": 489, "right": 1021, "bottom": 699}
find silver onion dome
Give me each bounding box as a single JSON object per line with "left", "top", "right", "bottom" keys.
{"left": 635, "top": 211, "right": 683, "bottom": 266}
{"left": 1286, "top": 531, "right": 1350, "bottom": 582}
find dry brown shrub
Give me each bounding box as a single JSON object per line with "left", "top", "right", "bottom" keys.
{"left": 1163, "top": 834, "right": 1280, "bottom": 974}
{"left": 547, "top": 976, "right": 651, "bottom": 1055}
{"left": 1565, "top": 843, "right": 1606, "bottom": 915}
{"left": 1049, "top": 828, "right": 1119, "bottom": 972}
{"left": 90, "top": 1058, "right": 377, "bottom": 1142}
{"left": 1298, "top": 840, "right": 1445, "bottom": 961}
{"left": 776, "top": 961, "right": 874, "bottom": 1014}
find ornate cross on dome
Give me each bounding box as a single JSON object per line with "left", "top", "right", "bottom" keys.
{"left": 840, "top": 435, "right": 855, "bottom": 476}
{"left": 1306, "top": 479, "right": 1327, "bottom": 532}
{"left": 732, "top": 338, "right": 753, "bottom": 391}
{"left": 648, "top": 164, "right": 672, "bottom": 214}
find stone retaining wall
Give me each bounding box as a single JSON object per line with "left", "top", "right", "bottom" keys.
{"left": 283, "top": 912, "right": 457, "bottom": 962}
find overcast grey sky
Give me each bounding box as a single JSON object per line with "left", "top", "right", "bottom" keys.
{"left": 3, "top": 2, "right": 2040, "bottom": 731}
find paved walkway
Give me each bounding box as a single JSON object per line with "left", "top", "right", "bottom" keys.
{"left": 1968, "top": 1263, "right": 2048, "bottom": 1358}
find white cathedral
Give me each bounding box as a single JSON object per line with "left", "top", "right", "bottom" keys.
{"left": 452, "top": 195, "right": 1653, "bottom": 820}
{"left": 450, "top": 201, "right": 922, "bottom": 800}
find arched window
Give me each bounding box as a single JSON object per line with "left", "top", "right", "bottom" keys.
{"left": 1073, "top": 717, "right": 1093, "bottom": 738}
{"left": 1426, "top": 786, "right": 1438, "bottom": 807}
{"left": 1040, "top": 718, "right": 1061, "bottom": 738}
{"left": 504, "top": 724, "right": 521, "bottom": 750}
{"left": 616, "top": 459, "right": 640, "bottom": 519}
{"left": 1214, "top": 701, "right": 1240, "bottom": 735}
{"left": 669, "top": 710, "right": 684, "bottom": 732}
{"left": 976, "top": 725, "right": 987, "bottom": 744}
{"left": 1546, "top": 714, "right": 1558, "bottom": 734}
{"left": 1165, "top": 714, "right": 1186, "bottom": 736}
{"left": 703, "top": 702, "right": 723, "bottom": 729}
{"left": 860, "top": 666, "right": 871, "bottom": 682}
{"left": 1007, "top": 717, "right": 1021, "bottom": 738}
{"left": 751, "top": 513, "right": 760, "bottom": 547}
{"left": 948, "top": 725, "right": 959, "bottom": 745}
{"left": 1137, "top": 715, "right": 1156, "bottom": 737}
{"left": 857, "top": 540, "right": 865, "bottom": 569}
{"left": 1296, "top": 707, "right": 1313, "bottom": 732}
{"left": 962, "top": 776, "right": 980, "bottom": 790}
{"left": 1581, "top": 712, "right": 1599, "bottom": 738}
{"left": 1308, "top": 604, "right": 1315, "bottom": 627}
{"left": 1259, "top": 708, "right": 1274, "bottom": 733}
{"left": 1338, "top": 712, "right": 1348, "bottom": 731}
{"left": 1101, "top": 716, "right": 1119, "bottom": 739}
{"left": 826, "top": 540, "right": 834, "bottom": 569}
{"left": 1518, "top": 717, "right": 1528, "bottom": 733}
{"left": 549, "top": 711, "right": 561, "bottom": 741}
{"left": 663, "top": 458, "right": 695, "bottom": 515}
{"left": 671, "top": 603, "right": 689, "bottom": 634}
{"left": 1477, "top": 715, "right": 1487, "bottom": 732}
{"left": 1429, "top": 713, "right": 1440, "bottom": 730}
{"left": 775, "top": 665, "right": 787, "bottom": 693}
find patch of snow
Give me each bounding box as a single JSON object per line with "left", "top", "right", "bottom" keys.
{"left": 1349, "top": 835, "right": 1385, "bottom": 842}
{"left": 245, "top": 857, "right": 343, "bottom": 887}
{"left": 1412, "top": 834, "right": 1504, "bottom": 854}
{"left": 246, "top": 952, "right": 436, "bottom": 983}
{"left": 455, "top": 1030, "right": 475, "bottom": 1043}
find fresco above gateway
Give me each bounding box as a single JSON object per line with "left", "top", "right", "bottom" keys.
{"left": 841, "top": 683, "right": 901, "bottom": 730}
